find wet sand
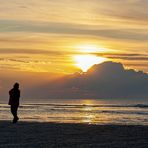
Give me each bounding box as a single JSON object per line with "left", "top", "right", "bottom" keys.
{"left": 0, "top": 121, "right": 148, "bottom": 148}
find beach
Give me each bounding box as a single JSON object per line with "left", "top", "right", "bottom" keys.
{"left": 0, "top": 121, "right": 148, "bottom": 148}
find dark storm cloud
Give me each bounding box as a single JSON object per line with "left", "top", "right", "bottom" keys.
{"left": 1, "top": 61, "right": 148, "bottom": 100}
{"left": 45, "top": 61, "right": 148, "bottom": 100}
{"left": 16, "top": 61, "right": 148, "bottom": 100}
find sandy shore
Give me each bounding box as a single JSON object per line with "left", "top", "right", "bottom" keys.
{"left": 0, "top": 121, "right": 148, "bottom": 148}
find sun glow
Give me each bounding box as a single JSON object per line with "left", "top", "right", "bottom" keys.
{"left": 74, "top": 55, "right": 107, "bottom": 72}
{"left": 75, "top": 44, "right": 107, "bottom": 53}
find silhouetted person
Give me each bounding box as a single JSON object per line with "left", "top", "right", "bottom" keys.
{"left": 8, "top": 83, "right": 20, "bottom": 123}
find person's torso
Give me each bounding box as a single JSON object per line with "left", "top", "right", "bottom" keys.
{"left": 9, "top": 88, "right": 20, "bottom": 105}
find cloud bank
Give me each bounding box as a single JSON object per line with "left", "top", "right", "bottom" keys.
{"left": 28, "top": 61, "right": 148, "bottom": 100}
{"left": 1, "top": 61, "right": 148, "bottom": 101}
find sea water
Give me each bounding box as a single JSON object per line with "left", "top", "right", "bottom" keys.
{"left": 0, "top": 99, "right": 148, "bottom": 125}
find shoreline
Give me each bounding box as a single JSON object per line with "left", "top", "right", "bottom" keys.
{"left": 0, "top": 121, "right": 148, "bottom": 148}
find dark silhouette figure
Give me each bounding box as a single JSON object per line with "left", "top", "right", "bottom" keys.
{"left": 8, "top": 83, "right": 20, "bottom": 123}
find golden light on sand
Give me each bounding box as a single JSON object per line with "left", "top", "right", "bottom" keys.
{"left": 74, "top": 55, "right": 107, "bottom": 72}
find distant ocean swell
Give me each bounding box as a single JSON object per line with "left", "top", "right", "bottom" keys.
{"left": 1, "top": 103, "right": 148, "bottom": 109}
{"left": 0, "top": 103, "right": 148, "bottom": 125}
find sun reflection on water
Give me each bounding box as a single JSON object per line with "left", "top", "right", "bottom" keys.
{"left": 81, "top": 100, "right": 95, "bottom": 124}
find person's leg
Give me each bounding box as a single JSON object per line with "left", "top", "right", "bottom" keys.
{"left": 11, "top": 105, "right": 15, "bottom": 122}
{"left": 11, "top": 105, "right": 15, "bottom": 117}
{"left": 11, "top": 105, "right": 19, "bottom": 123}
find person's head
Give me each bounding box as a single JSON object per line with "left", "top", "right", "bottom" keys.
{"left": 13, "top": 82, "right": 19, "bottom": 89}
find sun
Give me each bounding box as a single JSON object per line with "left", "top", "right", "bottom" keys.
{"left": 74, "top": 55, "right": 107, "bottom": 72}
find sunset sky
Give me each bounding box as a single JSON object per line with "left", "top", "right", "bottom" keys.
{"left": 1, "top": 0, "right": 148, "bottom": 101}
{"left": 0, "top": 0, "right": 148, "bottom": 76}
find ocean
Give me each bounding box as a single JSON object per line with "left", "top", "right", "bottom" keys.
{"left": 0, "top": 99, "right": 148, "bottom": 125}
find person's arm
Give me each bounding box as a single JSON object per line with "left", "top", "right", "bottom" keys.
{"left": 18, "top": 90, "right": 20, "bottom": 98}
{"left": 9, "top": 90, "right": 11, "bottom": 95}
{"left": 8, "top": 90, "right": 12, "bottom": 105}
